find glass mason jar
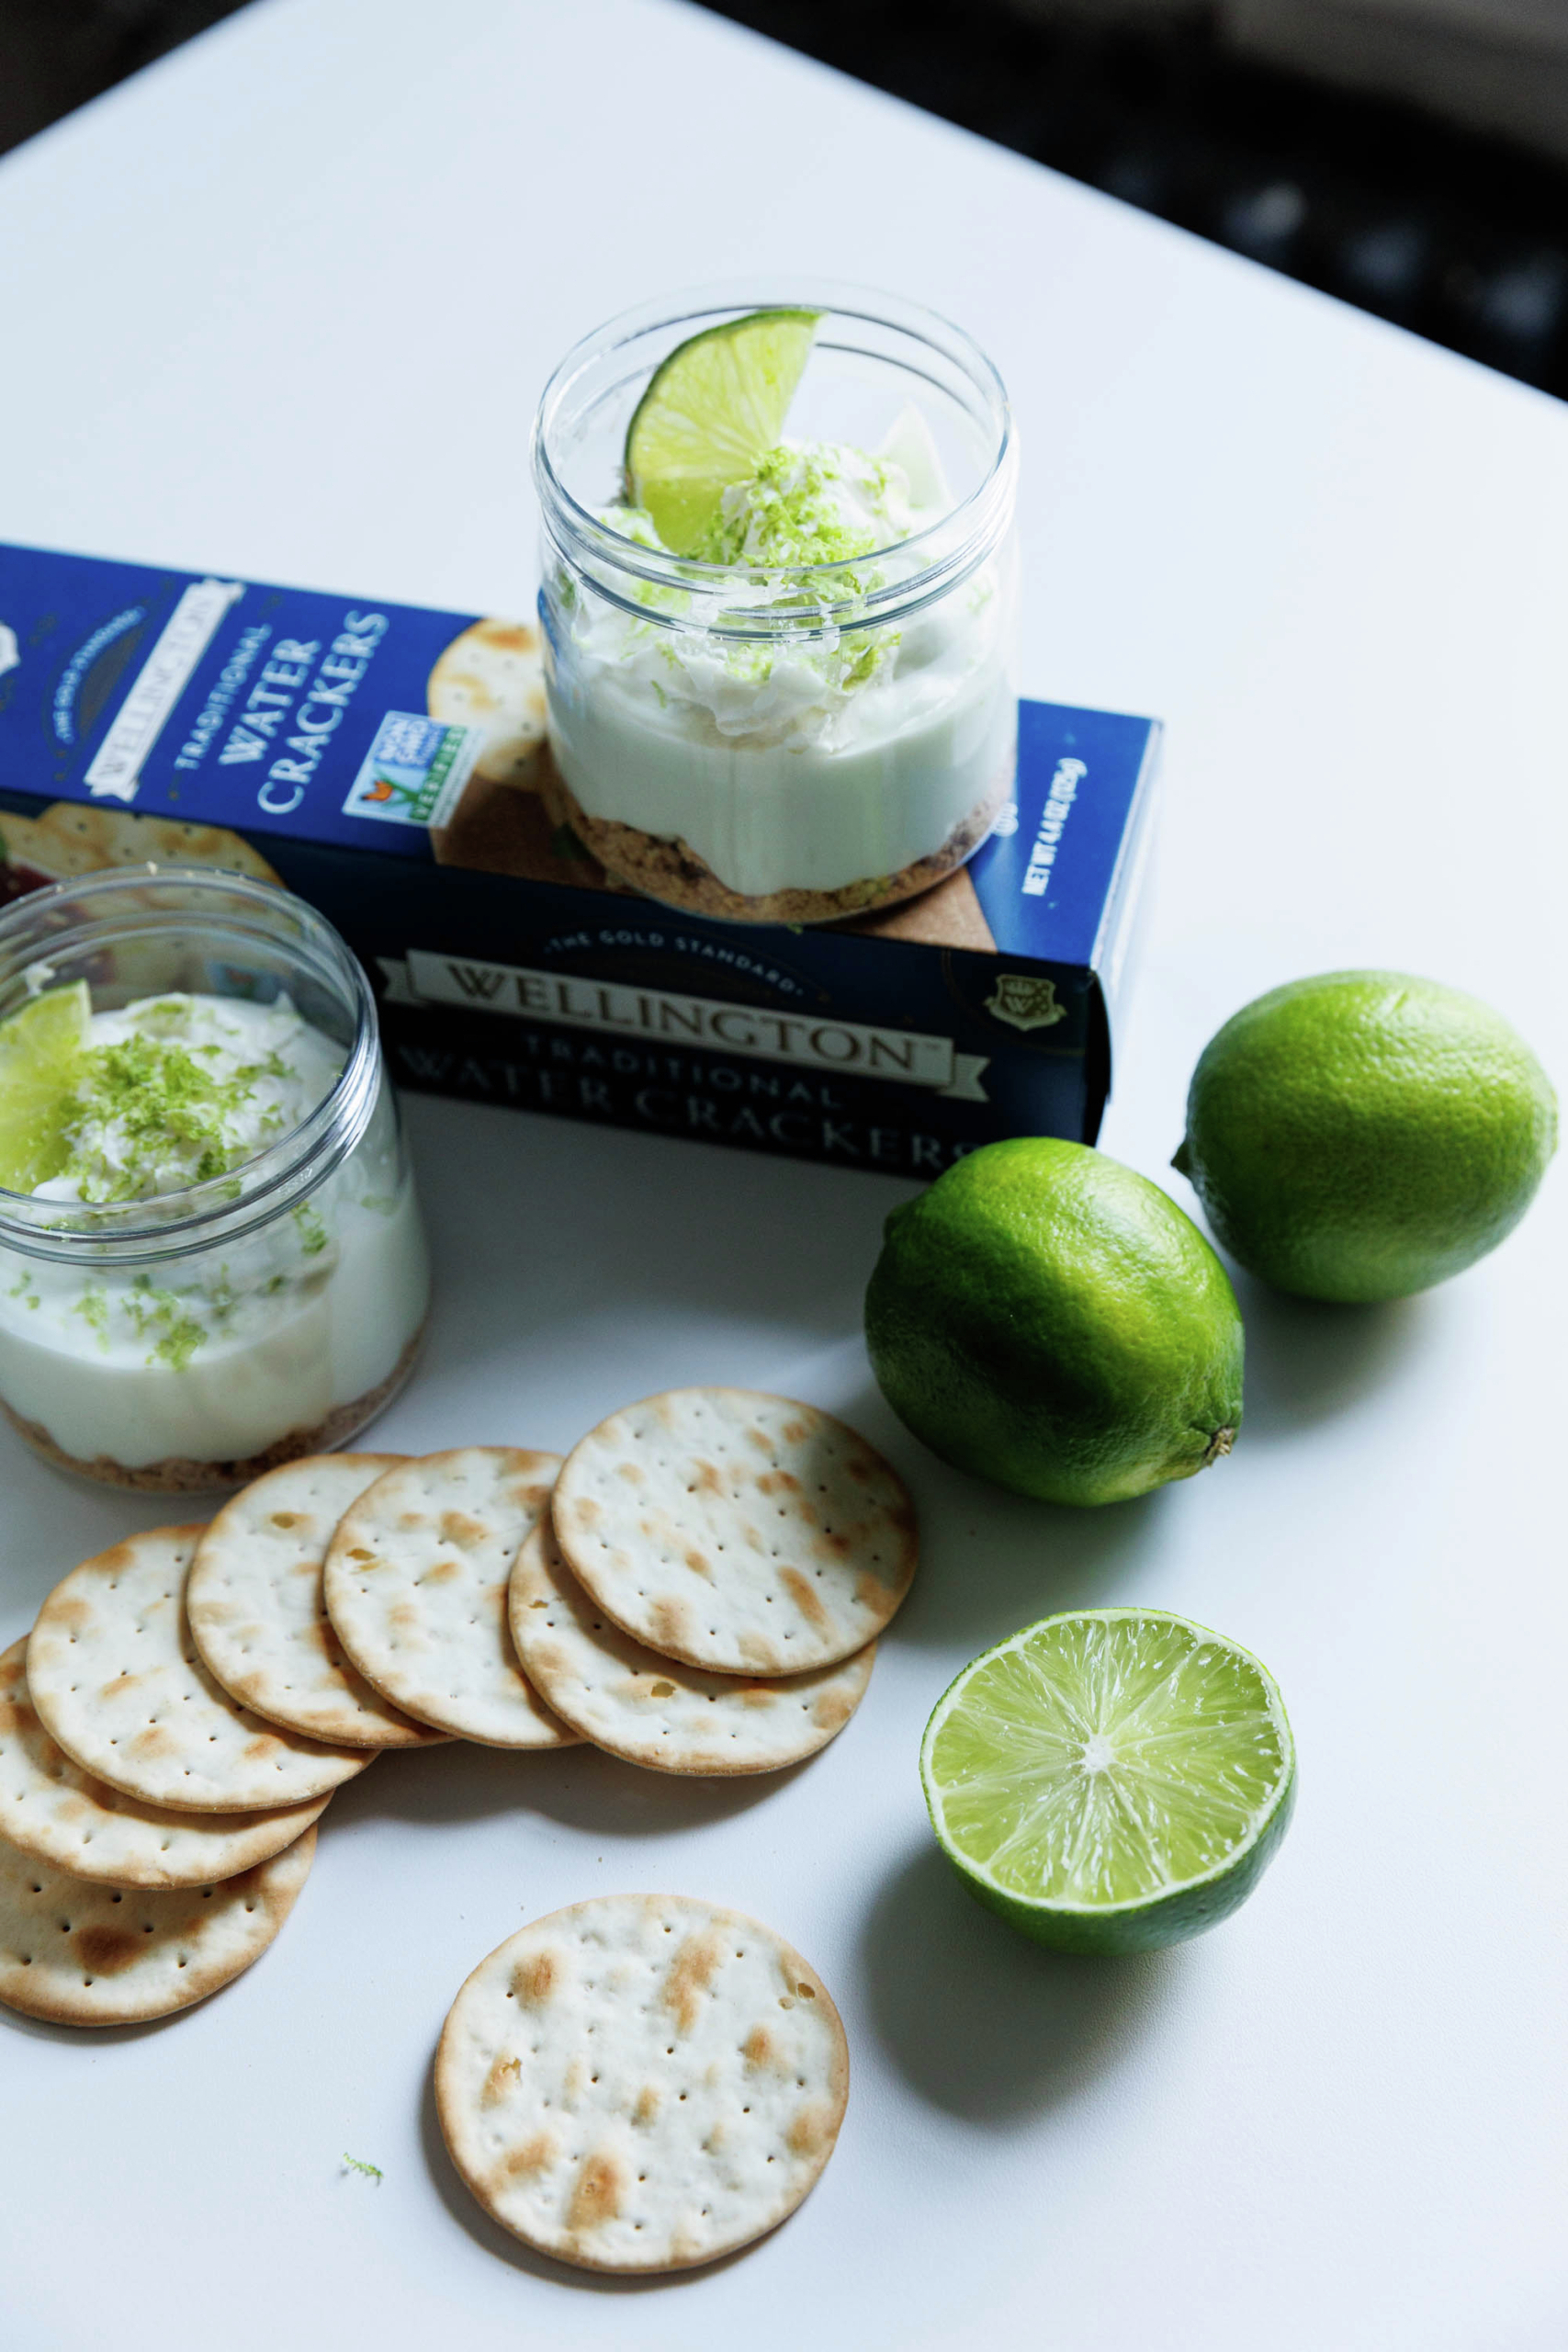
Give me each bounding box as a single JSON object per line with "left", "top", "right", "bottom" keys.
{"left": 0, "top": 868, "right": 430, "bottom": 1492}
{"left": 533, "top": 282, "right": 1020, "bottom": 924}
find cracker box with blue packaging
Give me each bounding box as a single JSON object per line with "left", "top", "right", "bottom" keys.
{"left": 0, "top": 540, "right": 1158, "bottom": 1176}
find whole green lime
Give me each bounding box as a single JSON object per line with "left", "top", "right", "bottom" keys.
{"left": 864, "top": 1137, "right": 1244, "bottom": 1507}
{"left": 1174, "top": 971, "right": 1558, "bottom": 1304}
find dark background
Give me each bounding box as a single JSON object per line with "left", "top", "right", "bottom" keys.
{"left": 4, "top": 0, "right": 1566, "bottom": 399}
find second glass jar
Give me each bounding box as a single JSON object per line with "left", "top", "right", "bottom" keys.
{"left": 0, "top": 868, "right": 430, "bottom": 1492}
{"left": 532, "top": 283, "right": 1020, "bottom": 925}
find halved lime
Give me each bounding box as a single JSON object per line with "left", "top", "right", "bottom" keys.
{"left": 625, "top": 308, "right": 819, "bottom": 556}
{"left": 0, "top": 981, "right": 91, "bottom": 1193}
{"left": 921, "top": 1608, "right": 1295, "bottom": 1954}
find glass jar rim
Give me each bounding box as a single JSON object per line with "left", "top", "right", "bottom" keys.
{"left": 531, "top": 278, "right": 1016, "bottom": 632}
{"left": 0, "top": 865, "right": 382, "bottom": 1265}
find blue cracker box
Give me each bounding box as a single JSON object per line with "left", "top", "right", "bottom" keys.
{"left": 0, "top": 541, "right": 1158, "bottom": 1175}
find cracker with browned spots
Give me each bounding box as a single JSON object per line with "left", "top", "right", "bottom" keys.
{"left": 0, "top": 1819, "right": 315, "bottom": 2026}
{"left": 26, "top": 1528, "right": 371, "bottom": 1813}
{"left": 426, "top": 616, "right": 548, "bottom": 789}
{"left": 187, "top": 1457, "right": 446, "bottom": 1748}
{"left": 0, "top": 1638, "right": 331, "bottom": 1888}
{"left": 551, "top": 1389, "right": 917, "bottom": 1674}
{"left": 322, "top": 1449, "right": 579, "bottom": 1748}
{"left": 510, "top": 1517, "right": 874, "bottom": 1773}
{"left": 435, "top": 1893, "right": 849, "bottom": 2273}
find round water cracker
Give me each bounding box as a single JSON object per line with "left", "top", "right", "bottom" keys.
{"left": 187, "top": 1456, "right": 447, "bottom": 1748}
{"left": 0, "top": 1821, "right": 316, "bottom": 2026}
{"left": 510, "top": 1519, "right": 875, "bottom": 1775}
{"left": 427, "top": 617, "right": 547, "bottom": 787}
{"left": 552, "top": 1389, "right": 918, "bottom": 1676}
{"left": 28, "top": 1526, "right": 371, "bottom": 1814}
{"left": 322, "top": 1448, "right": 580, "bottom": 1748}
{"left": 435, "top": 1893, "right": 849, "bottom": 2273}
{"left": 0, "top": 1638, "right": 331, "bottom": 1890}
{"left": 30, "top": 803, "right": 281, "bottom": 882}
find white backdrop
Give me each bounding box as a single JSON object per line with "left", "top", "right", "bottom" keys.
{"left": 0, "top": 3, "right": 1563, "bottom": 2347}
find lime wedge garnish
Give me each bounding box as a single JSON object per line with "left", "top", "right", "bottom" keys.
{"left": 625, "top": 309, "right": 820, "bottom": 557}
{"left": 921, "top": 1608, "right": 1295, "bottom": 1954}
{"left": 0, "top": 981, "right": 91, "bottom": 1193}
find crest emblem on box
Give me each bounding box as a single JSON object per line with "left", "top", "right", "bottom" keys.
{"left": 986, "top": 974, "right": 1066, "bottom": 1032}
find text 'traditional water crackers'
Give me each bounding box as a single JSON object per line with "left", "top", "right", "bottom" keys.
{"left": 435, "top": 1893, "right": 849, "bottom": 2271}
{"left": 552, "top": 1389, "right": 917, "bottom": 1674}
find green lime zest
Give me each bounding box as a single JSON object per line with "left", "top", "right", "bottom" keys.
{"left": 841, "top": 632, "right": 897, "bottom": 689}
{"left": 292, "top": 1201, "right": 329, "bottom": 1258}
{"left": 625, "top": 309, "right": 819, "bottom": 557}
{"left": 125, "top": 1275, "right": 207, "bottom": 1372}
{"left": 696, "top": 443, "right": 886, "bottom": 570}
{"left": 342, "top": 2154, "right": 383, "bottom": 2184}
{"left": 59, "top": 1033, "right": 264, "bottom": 1203}
{"left": 72, "top": 1288, "right": 111, "bottom": 1353}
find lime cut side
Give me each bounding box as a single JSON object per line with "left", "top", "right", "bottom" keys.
{"left": 625, "top": 309, "right": 819, "bottom": 556}
{"left": 0, "top": 981, "right": 91, "bottom": 1193}
{"left": 921, "top": 1609, "right": 1294, "bottom": 1953}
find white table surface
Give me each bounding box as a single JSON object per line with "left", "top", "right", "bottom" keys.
{"left": 2, "top": 4, "right": 1564, "bottom": 2346}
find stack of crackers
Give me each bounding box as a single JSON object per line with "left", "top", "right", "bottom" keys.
{"left": 509, "top": 1388, "right": 916, "bottom": 1774}
{"left": 0, "top": 1388, "right": 916, "bottom": 2039}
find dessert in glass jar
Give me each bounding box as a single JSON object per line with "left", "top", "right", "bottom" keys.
{"left": 533, "top": 285, "right": 1019, "bottom": 924}
{"left": 0, "top": 867, "right": 429, "bottom": 1490}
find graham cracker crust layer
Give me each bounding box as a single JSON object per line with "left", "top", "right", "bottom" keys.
{"left": 545, "top": 766, "right": 1011, "bottom": 926}
{"left": 2, "top": 1321, "right": 426, "bottom": 1495}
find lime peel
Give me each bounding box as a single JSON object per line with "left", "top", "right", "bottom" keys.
{"left": 1177, "top": 968, "right": 1559, "bottom": 1303}
{"left": 921, "top": 1607, "right": 1295, "bottom": 1955}
{"left": 625, "top": 309, "right": 820, "bottom": 558}
{"left": 864, "top": 1137, "right": 1245, "bottom": 1508}
{"left": 0, "top": 981, "right": 92, "bottom": 1194}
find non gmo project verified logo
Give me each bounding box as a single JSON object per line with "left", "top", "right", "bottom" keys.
{"left": 343, "top": 710, "right": 481, "bottom": 828}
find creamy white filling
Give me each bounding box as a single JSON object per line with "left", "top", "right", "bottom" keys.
{"left": 548, "top": 414, "right": 1016, "bottom": 899}
{"left": 0, "top": 993, "right": 428, "bottom": 1467}
{"left": 0, "top": 1184, "right": 428, "bottom": 1469}
{"left": 549, "top": 602, "right": 1014, "bottom": 897}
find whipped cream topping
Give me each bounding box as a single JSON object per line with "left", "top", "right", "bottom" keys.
{"left": 36, "top": 992, "right": 343, "bottom": 1207}
{"left": 0, "top": 993, "right": 428, "bottom": 1473}
{"left": 565, "top": 409, "right": 999, "bottom": 763}
{"left": 695, "top": 438, "right": 927, "bottom": 570}
{"left": 546, "top": 401, "right": 1016, "bottom": 901}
